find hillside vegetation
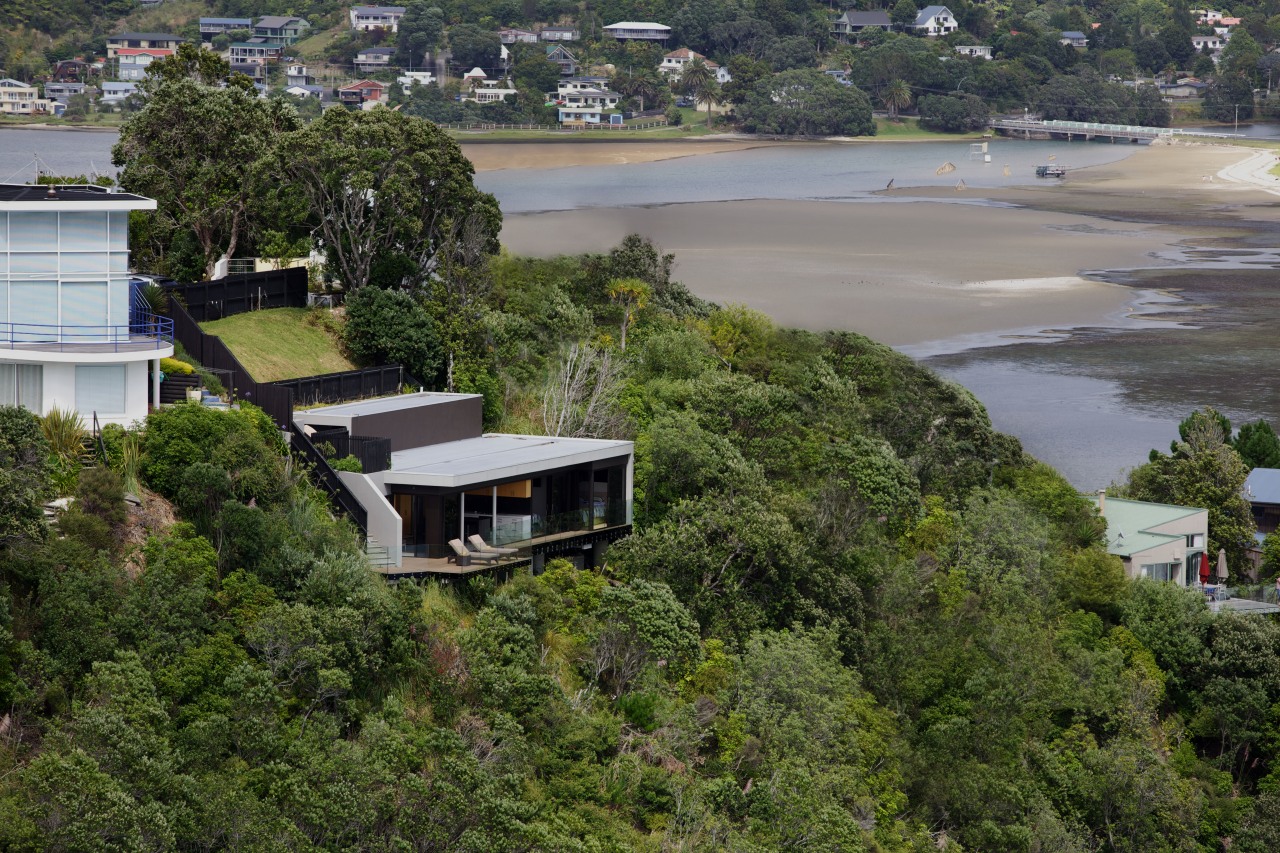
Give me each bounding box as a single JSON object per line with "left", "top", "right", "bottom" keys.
{"left": 201, "top": 307, "right": 355, "bottom": 382}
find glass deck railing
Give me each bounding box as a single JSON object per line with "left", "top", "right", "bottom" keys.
{"left": 1, "top": 314, "right": 174, "bottom": 350}
{"left": 400, "top": 499, "right": 633, "bottom": 560}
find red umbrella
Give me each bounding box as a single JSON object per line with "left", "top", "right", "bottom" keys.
{"left": 1199, "top": 552, "right": 1211, "bottom": 584}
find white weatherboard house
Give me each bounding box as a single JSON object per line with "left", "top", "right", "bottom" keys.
{"left": 0, "top": 184, "right": 172, "bottom": 427}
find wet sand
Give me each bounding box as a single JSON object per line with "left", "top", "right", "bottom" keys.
{"left": 495, "top": 141, "right": 1280, "bottom": 351}
{"left": 460, "top": 139, "right": 778, "bottom": 172}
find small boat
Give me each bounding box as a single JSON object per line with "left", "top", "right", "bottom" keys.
{"left": 1035, "top": 165, "right": 1067, "bottom": 178}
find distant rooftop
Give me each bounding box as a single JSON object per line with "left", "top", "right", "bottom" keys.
{"left": 1246, "top": 468, "right": 1280, "bottom": 505}
{"left": 110, "top": 32, "right": 184, "bottom": 41}
{"left": 1086, "top": 495, "right": 1205, "bottom": 557}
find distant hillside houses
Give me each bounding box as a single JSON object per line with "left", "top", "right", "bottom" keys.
{"left": 106, "top": 32, "right": 184, "bottom": 60}
{"left": 911, "top": 6, "right": 957, "bottom": 36}
{"left": 831, "top": 10, "right": 891, "bottom": 43}
{"left": 253, "top": 16, "right": 310, "bottom": 46}
{"left": 199, "top": 18, "right": 252, "bottom": 42}
{"left": 350, "top": 5, "right": 406, "bottom": 32}
{"left": 602, "top": 22, "right": 671, "bottom": 41}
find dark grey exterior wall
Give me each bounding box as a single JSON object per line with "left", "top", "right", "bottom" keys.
{"left": 350, "top": 396, "right": 483, "bottom": 451}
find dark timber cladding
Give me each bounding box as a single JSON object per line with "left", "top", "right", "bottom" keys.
{"left": 345, "top": 396, "right": 483, "bottom": 452}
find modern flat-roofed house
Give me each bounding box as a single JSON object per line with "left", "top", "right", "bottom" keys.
{"left": 350, "top": 5, "right": 406, "bottom": 31}
{"left": 116, "top": 48, "right": 174, "bottom": 81}
{"left": 1191, "top": 34, "right": 1225, "bottom": 51}
{"left": 397, "top": 70, "right": 436, "bottom": 93}
{"left": 0, "top": 79, "right": 47, "bottom": 115}
{"left": 545, "top": 45, "right": 578, "bottom": 75}
{"left": 831, "top": 10, "right": 891, "bottom": 42}
{"left": 955, "top": 45, "right": 993, "bottom": 59}
{"left": 229, "top": 42, "right": 283, "bottom": 65}
{"left": 106, "top": 32, "right": 184, "bottom": 59}
{"left": 199, "top": 18, "right": 253, "bottom": 42}
{"left": 1088, "top": 492, "right": 1208, "bottom": 586}
{"left": 603, "top": 21, "right": 671, "bottom": 41}
{"left": 294, "top": 393, "right": 634, "bottom": 573}
{"left": 541, "top": 25, "right": 579, "bottom": 41}
{"left": 253, "top": 16, "right": 310, "bottom": 46}
{"left": 0, "top": 184, "right": 172, "bottom": 427}
{"left": 355, "top": 47, "right": 395, "bottom": 72}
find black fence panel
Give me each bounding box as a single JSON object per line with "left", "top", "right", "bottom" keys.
{"left": 306, "top": 426, "right": 391, "bottom": 475}
{"left": 166, "top": 299, "right": 296, "bottom": 430}
{"left": 291, "top": 429, "right": 368, "bottom": 534}
{"left": 275, "top": 365, "right": 411, "bottom": 407}
{"left": 165, "top": 267, "right": 308, "bottom": 322}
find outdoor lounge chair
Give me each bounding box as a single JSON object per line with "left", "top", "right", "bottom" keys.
{"left": 468, "top": 534, "right": 517, "bottom": 556}
{"left": 448, "top": 538, "right": 500, "bottom": 565}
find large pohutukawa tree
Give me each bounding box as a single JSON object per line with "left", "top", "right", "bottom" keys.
{"left": 113, "top": 68, "right": 301, "bottom": 280}
{"left": 277, "top": 107, "right": 501, "bottom": 293}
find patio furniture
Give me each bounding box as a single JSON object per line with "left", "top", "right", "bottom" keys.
{"left": 468, "top": 534, "right": 517, "bottom": 556}
{"left": 448, "top": 538, "right": 499, "bottom": 565}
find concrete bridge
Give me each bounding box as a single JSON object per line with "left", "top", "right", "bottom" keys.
{"left": 991, "top": 118, "right": 1244, "bottom": 142}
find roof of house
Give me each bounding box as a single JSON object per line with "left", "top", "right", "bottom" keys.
{"left": 542, "top": 25, "right": 576, "bottom": 32}
{"left": 1086, "top": 495, "right": 1206, "bottom": 558}
{"left": 357, "top": 47, "right": 394, "bottom": 55}
{"left": 383, "top": 433, "right": 632, "bottom": 488}
{"left": 0, "top": 183, "right": 152, "bottom": 206}
{"left": 101, "top": 81, "right": 137, "bottom": 91}
{"left": 1060, "top": 30, "right": 1087, "bottom": 39}
{"left": 200, "top": 17, "right": 253, "bottom": 25}
{"left": 256, "top": 16, "right": 307, "bottom": 28}
{"left": 352, "top": 5, "right": 407, "bottom": 14}
{"left": 110, "top": 32, "right": 183, "bottom": 41}
{"left": 339, "top": 78, "right": 386, "bottom": 90}
{"left": 604, "top": 21, "right": 670, "bottom": 30}
{"left": 545, "top": 45, "right": 576, "bottom": 56}
{"left": 1246, "top": 468, "right": 1280, "bottom": 505}
{"left": 915, "top": 6, "right": 952, "bottom": 22}
{"left": 839, "top": 10, "right": 892, "bottom": 25}
{"left": 664, "top": 47, "right": 703, "bottom": 59}
{"left": 0, "top": 78, "right": 33, "bottom": 88}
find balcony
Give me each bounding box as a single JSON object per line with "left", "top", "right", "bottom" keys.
{"left": 0, "top": 314, "right": 174, "bottom": 353}
{"left": 391, "top": 500, "right": 633, "bottom": 576}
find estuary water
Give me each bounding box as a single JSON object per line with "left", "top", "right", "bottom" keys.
{"left": 4, "top": 124, "right": 1265, "bottom": 487}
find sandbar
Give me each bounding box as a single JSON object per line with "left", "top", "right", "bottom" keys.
{"left": 460, "top": 139, "right": 779, "bottom": 172}
{"left": 496, "top": 141, "right": 1280, "bottom": 352}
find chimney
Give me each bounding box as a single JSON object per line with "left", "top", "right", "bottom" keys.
{"left": 1097, "top": 489, "right": 1106, "bottom": 514}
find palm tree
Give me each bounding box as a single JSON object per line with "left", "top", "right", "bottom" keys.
{"left": 679, "top": 58, "right": 716, "bottom": 124}
{"left": 882, "top": 78, "right": 912, "bottom": 120}
{"left": 613, "top": 69, "right": 660, "bottom": 112}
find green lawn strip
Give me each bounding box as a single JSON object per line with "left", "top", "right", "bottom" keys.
{"left": 200, "top": 307, "right": 354, "bottom": 382}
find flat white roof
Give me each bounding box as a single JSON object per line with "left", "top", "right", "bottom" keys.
{"left": 297, "top": 391, "right": 480, "bottom": 419}
{"left": 380, "top": 433, "right": 632, "bottom": 489}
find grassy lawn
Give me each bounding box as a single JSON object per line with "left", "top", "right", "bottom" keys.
{"left": 201, "top": 308, "right": 354, "bottom": 382}
{"left": 873, "top": 117, "right": 984, "bottom": 140}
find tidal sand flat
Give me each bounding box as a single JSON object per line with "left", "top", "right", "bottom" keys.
{"left": 498, "top": 197, "right": 1182, "bottom": 348}
{"left": 459, "top": 139, "right": 776, "bottom": 172}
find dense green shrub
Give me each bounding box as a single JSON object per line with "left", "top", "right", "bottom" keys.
{"left": 342, "top": 287, "right": 444, "bottom": 386}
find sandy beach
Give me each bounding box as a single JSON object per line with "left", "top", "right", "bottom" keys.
{"left": 493, "top": 140, "right": 1280, "bottom": 351}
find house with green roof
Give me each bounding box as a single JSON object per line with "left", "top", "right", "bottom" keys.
{"left": 1087, "top": 492, "right": 1208, "bottom": 586}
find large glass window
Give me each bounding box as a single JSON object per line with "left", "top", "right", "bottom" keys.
{"left": 0, "top": 363, "right": 43, "bottom": 411}
{"left": 75, "top": 364, "right": 126, "bottom": 416}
